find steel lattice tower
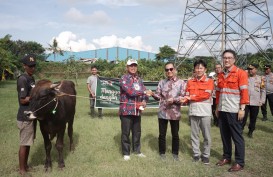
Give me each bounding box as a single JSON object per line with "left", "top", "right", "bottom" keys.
{"left": 176, "top": 0, "right": 273, "bottom": 67}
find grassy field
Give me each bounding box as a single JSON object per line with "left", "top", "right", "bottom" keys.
{"left": 1, "top": 79, "right": 273, "bottom": 177}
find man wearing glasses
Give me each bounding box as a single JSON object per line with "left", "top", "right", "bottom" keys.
{"left": 215, "top": 49, "right": 249, "bottom": 172}
{"left": 242, "top": 64, "right": 265, "bottom": 138}
{"left": 147, "top": 62, "right": 186, "bottom": 161}
{"left": 261, "top": 64, "right": 273, "bottom": 121}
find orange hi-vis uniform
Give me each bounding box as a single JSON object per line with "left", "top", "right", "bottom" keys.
{"left": 185, "top": 75, "right": 214, "bottom": 116}
{"left": 216, "top": 65, "right": 249, "bottom": 113}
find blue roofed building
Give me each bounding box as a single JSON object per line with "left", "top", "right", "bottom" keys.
{"left": 46, "top": 47, "right": 156, "bottom": 62}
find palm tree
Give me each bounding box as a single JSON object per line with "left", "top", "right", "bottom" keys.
{"left": 47, "top": 38, "right": 64, "bottom": 61}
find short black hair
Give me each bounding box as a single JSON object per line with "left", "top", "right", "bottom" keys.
{"left": 165, "top": 62, "right": 175, "bottom": 68}
{"left": 215, "top": 62, "right": 222, "bottom": 67}
{"left": 194, "top": 59, "right": 207, "bottom": 68}
{"left": 222, "top": 49, "right": 237, "bottom": 59}
{"left": 91, "top": 65, "right": 97, "bottom": 69}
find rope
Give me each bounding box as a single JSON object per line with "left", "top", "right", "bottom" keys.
{"left": 32, "top": 98, "right": 57, "bottom": 113}
{"left": 57, "top": 91, "right": 161, "bottom": 105}
{"left": 30, "top": 92, "right": 180, "bottom": 114}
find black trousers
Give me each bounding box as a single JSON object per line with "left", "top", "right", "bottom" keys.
{"left": 218, "top": 111, "right": 245, "bottom": 167}
{"left": 158, "top": 119, "right": 180, "bottom": 155}
{"left": 90, "top": 94, "right": 102, "bottom": 116}
{"left": 261, "top": 93, "right": 273, "bottom": 118}
{"left": 242, "top": 105, "right": 259, "bottom": 132}
{"left": 120, "top": 115, "right": 141, "bottom": 155}
{"left": 212, "top": 98, "right": 218, "bottom": 126}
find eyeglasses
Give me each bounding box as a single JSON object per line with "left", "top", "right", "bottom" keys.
{"left": 165, "top": 68, "right": 174, "bottom": 72}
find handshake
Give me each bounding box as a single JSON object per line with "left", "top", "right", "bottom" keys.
{"left": 180, "top": 96, "right": 190, "bottom": 103}
{"left": 144, "top": 90, "right": 154, "bottom": 97}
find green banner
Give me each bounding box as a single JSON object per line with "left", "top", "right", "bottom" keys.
{"left": 95, "top": 76, "right": 159, "bottom": 109}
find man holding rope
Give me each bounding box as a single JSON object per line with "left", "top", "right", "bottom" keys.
{"left": 119, "top": 59, "right": 149, "bottom": 161}
{"left": 17, "top": 54, "right": 37, "bottom": 176}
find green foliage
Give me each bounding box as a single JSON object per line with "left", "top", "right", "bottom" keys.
{"left": 64, "top": 56, "right": 86, "bottom": 85}
{"left": 156, "top": 45, "right": 176, "bottom": 61}
{"left": 0, "top": 34, "right": 46, "bottom": 76}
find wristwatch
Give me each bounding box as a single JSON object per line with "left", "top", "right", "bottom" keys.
{"left": 240, "top": 108, "right": 245, "bottom": 111}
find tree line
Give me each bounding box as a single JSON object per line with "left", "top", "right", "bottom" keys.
{"left": 1, "top": 34, "right": 273, "bottom": 81}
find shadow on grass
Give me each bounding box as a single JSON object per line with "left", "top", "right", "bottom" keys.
{"left": 210, "top": 148, "right": 222, "bottom": 160}
{"left": 143, "top": 133, "right": 157, "bottom": 152}
{"left": 180, "top": 134, "right": 223, "bottom": 159}
{"left": 141, "top": 110, "right": 158, "bottom": 117}
{"left": 180, "top": 135, "right": 192, "bottom": 156}
{"left": 113, "top": 132, "right": 122, "bottom": 155}
{"left": 29, "top": 131, "right": 80, "bottom": 168}
{"left": 88, "top": 110, "right": 119, "bottom": 118}
{"left": 142, "top": 133, "right": 193, "bottom": 156}
{"left": 255, "top": 124, "right": 273, "bottom": 133}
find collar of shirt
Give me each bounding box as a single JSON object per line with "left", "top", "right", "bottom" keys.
{"left": 167, "top": 76, "right": 177, "bottom": 82}
{"left": 224, "top": 65, "right": 237, "bottom": 74}
{"left": 193, "top": 75, "right": 206, "bottom": 82}
{"left": 128, "top": 74, "right": 139, "bottom": 82}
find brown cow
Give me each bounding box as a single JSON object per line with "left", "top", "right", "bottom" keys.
{"left": 25, "top": 79, "right": 76, "bottom": 170}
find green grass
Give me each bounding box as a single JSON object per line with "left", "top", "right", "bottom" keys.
{"left": 1, "top": 79, "right": 273, "bottom": 177}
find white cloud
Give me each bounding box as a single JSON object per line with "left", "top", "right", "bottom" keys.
{"left": 94, "top": 0, "right": 138, "bottom": 6}
{"left": 50, "top": 32, "right": 153, "bottom": 52}
{"left": 65, "top": 8, "right": 112, "bottom": 25}
{"left": 51, "top": 31, "right": 96, "bottom": 52}
{"left": 93, "top": 35, "right": 153, "bottom": 51}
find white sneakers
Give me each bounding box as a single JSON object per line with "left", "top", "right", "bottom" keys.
{"left": 136, "top": 153, "right": 146, "bottom": 158}
{"left": 123, "top": 155, "right": 131, "bottom": 161}
{"left": 123, "top": 153, "right": 146, "bottom": 161}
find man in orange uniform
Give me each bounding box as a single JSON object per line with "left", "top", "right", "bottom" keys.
{"left": 215, "top": 49, "right": 249, "bottom": 172}
{"left": 182, "top": 59, "right": 214, "bottom": 164}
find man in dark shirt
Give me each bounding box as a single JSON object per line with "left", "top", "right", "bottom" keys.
{"left": 17, "top": 54, "right": 36, "bottom": 175}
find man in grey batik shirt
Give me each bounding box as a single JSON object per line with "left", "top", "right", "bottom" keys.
{"left": 148, "top": 62, "right": 186, "bottom": 161}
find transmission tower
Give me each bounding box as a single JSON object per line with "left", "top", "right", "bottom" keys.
{"left": 176, "top": 0, "right": 273, "bottom": 67}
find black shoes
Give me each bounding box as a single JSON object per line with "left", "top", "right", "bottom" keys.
{"left": 192, "top": 156, "right": 200, "bottom": 162}
{"left": 201, "top": 156, "right": 210, "bottom": 165}
{"left": 247, "top": 131, "right": 253, "bottom": 138}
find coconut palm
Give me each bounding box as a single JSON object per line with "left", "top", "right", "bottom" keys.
{"left": 47, "top": 38, "right": 64, "bottom": 61}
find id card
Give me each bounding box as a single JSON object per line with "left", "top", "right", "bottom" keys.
{"left": 133, "top": 83, "right": 140, "bottom": 91}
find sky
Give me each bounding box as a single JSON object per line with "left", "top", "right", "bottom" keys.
{"left": 0, "top": 0, "right": 273, "bottom": 54}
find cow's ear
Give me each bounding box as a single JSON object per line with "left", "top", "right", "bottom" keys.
{"left": 39, "top": 88, "right": 51, "bottom": 99}
{"left": 50, "top": 82, "right": 61, "bottom": 89}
